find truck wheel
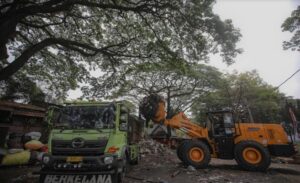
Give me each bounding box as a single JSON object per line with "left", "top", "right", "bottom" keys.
{"left": 234, "top": 141, "right": 271, "bottom": 171}
{"left": 39, "top": 174, "right": 45, "bottom": 183}
{"left": 117, "top": 157, "right": 127, "bottom": 183}
{"left": 181, "top": 140, "right": 211, "bottom": 168}
{"left": 117, "top": 169, "right": 125, "bottom": 183}
{"left": 176, "top": 140, "right": 188, "bottom": 163}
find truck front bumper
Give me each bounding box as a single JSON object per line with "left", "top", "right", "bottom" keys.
{"left": 41, "top": 154, "right": 120, "bottom": 172}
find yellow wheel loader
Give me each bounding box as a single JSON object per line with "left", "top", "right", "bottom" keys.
{"left": 139, "top": 94, "right": 297, "bottom": 171}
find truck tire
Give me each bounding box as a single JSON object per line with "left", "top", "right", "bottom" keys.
{"left": 181, "top": 140, "right": 211, "bottom": 168}
{"left": 117, "top": 156, "right": 128, "bottom": 183}
{"left": 117, "top": 169, "right": 125, "bottom": 183}
{"left": 234, "top": 141, "right": 271, "bottom": 171}
{"left": 39, "top": 175, "right": 45, "bottom": 183}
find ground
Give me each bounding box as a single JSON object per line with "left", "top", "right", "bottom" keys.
{"left": 1, "top": 140, "right": 299, "bottom": 183}
{"left": 1, "top": 151, "right": 299, "bottom": 183}
{"left": 125, "top": 154, "right": 300, "bottom": 183}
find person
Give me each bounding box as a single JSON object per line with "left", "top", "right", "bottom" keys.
{"left": 102, "top": 104, "right": 116, "bottom": 128}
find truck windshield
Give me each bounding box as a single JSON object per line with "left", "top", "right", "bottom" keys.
{"left": 56, "top": 105, "right": 115, "bottom": 129}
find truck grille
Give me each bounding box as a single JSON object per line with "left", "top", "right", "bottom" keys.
{"left": 52, "top": 139, "right": 107, "bottom": 156}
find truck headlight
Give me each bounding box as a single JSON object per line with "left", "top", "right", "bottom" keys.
{"left": 42, "top": 155, "right": 50, "bottom": 164}
{"left": 104, "top": 156, "right": 114, "bottom": 165}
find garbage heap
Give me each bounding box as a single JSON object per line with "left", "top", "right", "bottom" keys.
{"left": 0, "top": 132, "right": 47, "bottom": 166}
{"left": 139, "top": 138, "right": 174, "bottom": 156}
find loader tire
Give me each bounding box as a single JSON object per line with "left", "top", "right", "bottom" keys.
{"left": 181, "top": 140, "right": 211, "bottom": 169}
{"left": 234, "top": 141, "right": 271, "bottom": 171}
{"left": 176, "top": 140, "right": 188, "bottom": 163}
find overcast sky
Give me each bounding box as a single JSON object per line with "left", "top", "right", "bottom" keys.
{"left": 211, "top": 0, "right": 300, "bottom": 98}
{"left": 69, "top": 0, "right": 300, "bottom": 99}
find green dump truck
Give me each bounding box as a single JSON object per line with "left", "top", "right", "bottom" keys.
{"left": 38, "top": 101, "right": 143, "bottom": 183}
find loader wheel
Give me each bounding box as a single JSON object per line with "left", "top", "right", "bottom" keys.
{"left": 181, "top": 140, "right": 211, "bottom": 168}
{"left": 176, "top": 140, "right": 188, "bottom": 163}
{"left": 234, "top": 141, "right": 271, "bottom": 171}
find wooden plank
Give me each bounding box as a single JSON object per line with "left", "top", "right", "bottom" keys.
{"left": 0, "top": 101, "right": 46, "bottom": 112}
{"left": 0, "top": 106, "right": 13, "bottom": 111}
{"left": 13, "top": 110, "right": 45, "bottom": 118}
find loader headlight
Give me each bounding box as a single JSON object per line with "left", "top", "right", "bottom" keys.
{"left": 42, "top": 155, "right": 50, "bottom": 164}
{"left": 104, "top": 156, "right": 114, "bottom": 165}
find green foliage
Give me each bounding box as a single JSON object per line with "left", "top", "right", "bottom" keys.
{"left": 282, "top": 5, "right": 300, "bottom": 51}
{"left": 192, "top": 70, "right": 285, "bottom": 123}
{"left": 0, "top": 73, "right": 46, "bottom": 103}
{"left": 0, "top": 0, "right": 241, "bottom": 102}
{"left": 83, "top": 61, "right": 222, "bottom": 116}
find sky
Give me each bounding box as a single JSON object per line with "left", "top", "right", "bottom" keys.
{"left": 69, "top": 0, "right": 300, "bottom": 99}
{"left": 211, "top": 0, "right": 300, "bottom": 98}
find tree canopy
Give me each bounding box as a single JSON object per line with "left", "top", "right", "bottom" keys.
{"left": 82, "top": 62, "right": 221, "bottom": 116}
{"left": 191, "top": 70, "right": 285, "bottom": 123}
{"left": 0, "top": 0, "right": 241, "bottom": 102}
{"left": 282, "top": 5, "right": 300, "bottom": 51}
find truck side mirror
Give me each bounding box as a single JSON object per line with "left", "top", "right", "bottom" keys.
{"left": 120, "top": 123, "right": 127, "bottom": 131}
{"left": 119, "top": 113, "right": 128, "bottom": 131}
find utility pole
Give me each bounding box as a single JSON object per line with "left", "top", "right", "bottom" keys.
{"left": 243, "top": 98, "right": 254, "bottom": 123}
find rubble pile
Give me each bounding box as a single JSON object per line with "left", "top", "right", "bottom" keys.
{"left": 139, "top": 138, "right": 174, "bottom": 155}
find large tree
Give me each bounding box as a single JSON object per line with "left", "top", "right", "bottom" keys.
{"left": 82, "top": 62, "right": 221, "bottom": 116}
{"left": 0, "top": 0, "right": 241, "bottom": 101}
{"left": 282, "top": 5, "right": 300, "bottom": 51}
{"left": 192, "top": 71, "right": 285, "bottom": 123}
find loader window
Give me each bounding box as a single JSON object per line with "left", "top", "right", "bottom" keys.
{"left": 223, "top": 113, "right": 235, "bottom": 136}
{"left": 210, "top": 112, "right": 235, "bottom": 137}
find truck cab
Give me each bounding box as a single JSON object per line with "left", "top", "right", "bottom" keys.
{"left": 39, "top": 101, "right": 142, "bottom": 183}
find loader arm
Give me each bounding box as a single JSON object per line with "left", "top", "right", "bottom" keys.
{"left": 140, "top": 95, "right": 208, "bottom": 138}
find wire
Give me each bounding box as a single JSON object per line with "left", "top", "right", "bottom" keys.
{"left": 274, "top": 68, "right": 300, "bottom": 90}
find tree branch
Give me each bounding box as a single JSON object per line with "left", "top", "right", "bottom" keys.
{"left": 0, "top": 37, "right": 138, "bottom": 81}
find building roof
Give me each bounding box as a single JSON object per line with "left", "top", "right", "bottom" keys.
{"left": 0, "top": 101, "right": 46, "bottom": 118}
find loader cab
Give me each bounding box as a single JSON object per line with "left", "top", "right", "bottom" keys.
{"left": 206, "top": 110, "right": 235, "bottom": 137}
{"left": 206, "top": 111, "right": 236, "bottom": 159}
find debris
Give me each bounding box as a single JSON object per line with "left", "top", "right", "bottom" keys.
{"left": 158, "top": 180, "right": 169, "bottom": 183}
{"left": 208, "top": 175, "right": 223, "bottom": 181}
{"left": 126, "top": 175, "right": 144, "bottom": 181}
{"left": 139, "top": 138, "right": 174, "bottom": 156}
{"left": 203, "top": 169, "right": 211, "bottom": 174}
{"left": 292, "top": 155, "right": 300, "bottom": 164}
{"left": 171, "top": 170, "right": 181, "bottom": 177}
{"left": 187, "top": 165, "right": 196, "bottom": 171}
